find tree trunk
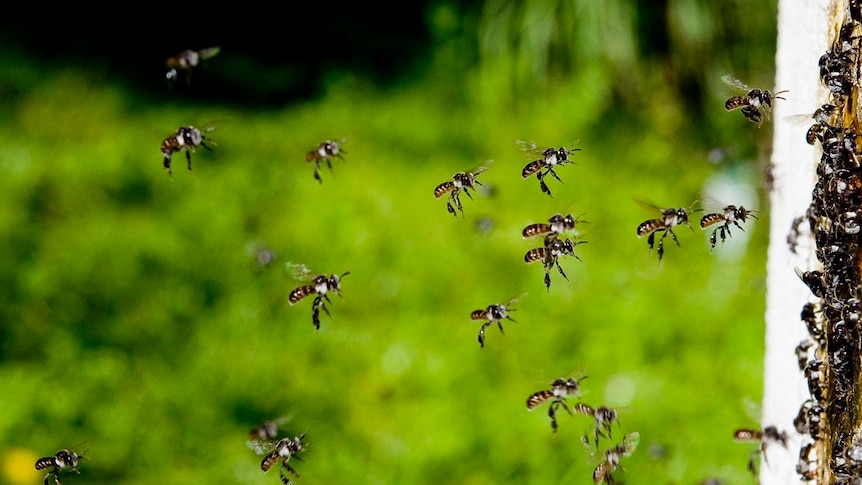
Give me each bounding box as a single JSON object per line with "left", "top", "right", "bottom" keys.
{"left": 764, "top": 1, "right": 856, "bottom": 483}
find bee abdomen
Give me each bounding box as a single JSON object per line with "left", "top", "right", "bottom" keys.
{"left": 522, "top": 224, "right": 550, "bottom": 239}
{"left": 573, "top": 402, "right": 595, "bottom": 417}
{"left": 636, "top": 220, "right": 662, "bottom": 237}
{"left": 434, "top": 181, "right": 454, "bottom": 198}
{"left": 521, "top": 161, "right": 543, "bottom": 179}
{"left": 526, "top": 390, "right": 553, "bottom": 410}
{"left": 35, "top": 457, "right": 55, "bottom": 470}
{"left": 524, "top": 248, "right": 547, "bottom": 264}
{"left": 470, "top": 310, "right": 488, "bottom": 320}
{"left": 700, "top": 213, "right": 724, "bottom": 229}
{"left": 725, "top": 96, "right": 748, "bottom": 111}
{"left": 288, "top": 286, "right": 313, "bottom": 305}
{"left": 261, "top": 451, "right": 280, "bottom": 472}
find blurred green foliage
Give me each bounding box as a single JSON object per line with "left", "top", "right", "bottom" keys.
{"left": 0, "top": 1, "right": 778, "bottom": 484}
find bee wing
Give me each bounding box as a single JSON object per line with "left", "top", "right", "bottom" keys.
{"left": 471, "top": 159, "right": 493, "bottom": 176}
{"left": 721, "top": 74, "right": 752, "bottom": 92}
{"left": 620, "top": 431, "right": 640, "bottom": 455}
{"left": 198, "top": 46, "right": 221, "bottom": 60}
{"left": 285, "top": 262, "right": 314, "bottom": 281}
{"left": 784, "top": 113, "right": 817, "bottom": 125}
{"left": 506, "top": 292, "right": 528, "bottom": 307}
{"left": 516, "top": 139, "right": 543, "bottom": 157}
{"left": 633, "top": 197, "right": 664, "bottom": 213}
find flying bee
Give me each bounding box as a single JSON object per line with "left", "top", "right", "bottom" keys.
{"left": 305, "top": 138, "right": 346, "bottom": 183}
{"left": 699, "top": 205, "right": 758, "bottom": 249}
{"left": 786, "top": 104, "right": 839, "bottom": 145}
{"left": 470, "top": 295, "right": 524, "bottom": 348}
{"left": 522, "top": 212, "right": 587, "bottom": 244}
{"left": 524, "top": 237, "right": 585, "bottom": 291}
{"left": 593, "top": 432, "right": 639, "bottom": 484}
{"left": 248, "top": 416, "right": 291, "bottom": 455}
{"left": 722, "top": 74, "right": 788, "bottom": 126}
{"left": 35, "top": 449, "right": 85, "bottom": 485}
{"left": 733, "top": 426, "right": 788, "bottom": 475}
{"left": 526, "top": 376, "right": 587, "bottom": 433}
{"left": 161, "top": 125, "right": 216, "bottom": 177}
{"left": 434, "top": 161, "right": 491, "bottom": 217}
{"left": 636, "top": 200, "right": 699, "bottom": 261}
{"left": 165, "top": 46, "right": 220, "bottom": 86}
{"left": 574, "top": 403, "right": 621, "bottom": 449}
{"left": 517, "top": 140, "right": 581, "bottom": 197}
{"left": 286, "top": 263, "right": 350, "bottom": 330}
{"left": 260, "top": 433, "right": 308, "bottom": 485}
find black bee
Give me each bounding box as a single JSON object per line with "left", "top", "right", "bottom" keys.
{"left": 524, "top": 237, "right": 585, "bottom": 290}
{"left": 787, "top": 104, "right": 839, "bottom": 145}
{"left": 794, "top": 267, "right": 826, "bottom": 298}
{"left": 161, "top": 125, "right": 215, "bottom": 177}
{"left": 305, "top": 138, "right": 346, "bottom": 183}
{"left": 733, "top": 426, "right": 788, "bottom": 475}
{"left": 434, "top": 161, "right": 490, "bottom": 217}
{"left": 722, "top": 75, "right": 788, "bottom": 126}
{"left": 35, "top": 449, "right": 84, "bottom": 485}
{"left": 636, "top": 201, "right": 699, "bottom": 261}
{"left": 165, "top": 47, "right": 220, "bottom": 86}
{"left": 260, "top": 433, "right": 308, "bottom": 485}
{"left": 517, "top": 140, "right": 580, "bottom": 197}
{"left": 573, "top": 403, "right": 621, "bottom": 448}
{"left": 286, "top": 263, "right": 350, "bottom": 330}
{"left": 593, "top": 432, "right": 639, "bottom": 484}
{"left": 522, "top": 212, "right": 586, "bottom": 244}
{"left": 469, "top": 295, "right": 523, "bottom": 348}
{"left": 699, "top": 205, "right": 758, "bottom": 249}
{"left": 526, "top": 376, "right": 586, "bottom": 433}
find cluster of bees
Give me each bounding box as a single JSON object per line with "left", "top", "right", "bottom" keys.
{"left": 788, "top": 10, "right": 862, "bottom": 484}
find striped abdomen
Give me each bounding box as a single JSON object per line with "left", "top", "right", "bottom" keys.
{"left": 526, "top": 390, "right": 554, "bottom": 410}
{"left": 434, "top": 181, "right": 455, "bottom": 198}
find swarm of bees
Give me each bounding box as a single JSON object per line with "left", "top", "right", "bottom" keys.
{"left": 35, "top": 449, "right": 85, "bottom": 485}
{"left": 434, "top": 161, "right": 491, "bottom": 217}
{"left": 165, "top": 46, "right": 220, "bottom": 86}
{"left": 721, "top": 74, "right": 788, "bottom": 126}
{"left": 286, "top": 263, "right": 349, "bottom": 330}
{"left": 305, "top": 138, "right": 347, "bottom": 183}
{"left": 160, "top": 125, "right": 216, "bottom": 177}
{"left": 517, "top": 140, "right": 580, "bottom": 197}
{"left": 470, "top": 295, "right": 523, "bottom": 348}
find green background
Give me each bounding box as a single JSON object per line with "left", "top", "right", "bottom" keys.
{"left": 0, "top": 1, "right": 782, "bottom": 484}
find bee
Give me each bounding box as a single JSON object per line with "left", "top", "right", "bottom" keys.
{"left": 593, "top": 432, "right": 639, "bottom": 484}
{"left": 35, "top": 449, "right": 84, "bottom": 485}
{"left": 526, "top": 376, "right": 586, "bottom": 433}
{"left": 521, "top": 212, "right": 587, "bottom": 243}
{"left": 248, "top": 416, "right": 290, "bottom": 455}
{"left": 286, "top": 263, "right": 350, "bottom": 330}
{"left": 722, "top": 75, "right": 788, "bottom": 125}
{"left": 469, "top": 295, "right": 523, "bottom": 348}
{"left": 517, "top": 140, "right": 581, "bottom": 197}
{"left": 305, "top": 138, "right": 346, "bottom": 183}
{"left": 733, "top": 426, "right": 788, "bottom": 475}
{"left": 434, "top": 161, "right": 491, "bottom": 217}
{"left": 787, "top": 104, "right": 840, "bottom": 145}
{"left": 794, "top": 267, "right": 826, "bottom": 298}
{"left": 524, "top": 237, "right": 585, "bottom": 291}
{"left": 636, "top": 201, "right": 699, "bottom": 261}
{"left": 260, "top": 433, "right": 308, "bottom": 485}
{"left": 161, "top": 125, "right": 215, "bottom": 177}
{"left": 699, "top": 205, "right": 758, "bottom": 249}
{"left": 165, "top": 46, "right": 220, "bottom": 86}
{"left": 574, "top": 403, "right": 620, "bottom": 448}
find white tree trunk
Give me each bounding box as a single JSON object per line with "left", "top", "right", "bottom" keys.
{"left": 763, "top": 1, "right": 840, "bottom": 483}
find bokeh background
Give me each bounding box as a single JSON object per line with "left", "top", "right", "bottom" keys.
{"left": 0, "top": 2, "right": 780, "bottom": 484}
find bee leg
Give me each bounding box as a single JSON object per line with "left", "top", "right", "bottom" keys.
{"left": 326, "top": 158, "right": 333, "bottom": 173}
{"left": 667, "top": 227, "right": 680, "bottom": 247}
{"left": 463, "top": 188, "right": 474, "bottom": 200}
{"left": 446, "top": 201, "right": 457, "bottom": 217}
{"left": 543, "top": 268, "right": 552, "bottom": 291}
{"left": 279, "top": 462, "right": 298, "bottom": 485}
{"left": 163, "top": 155, "right": 173, "bottom": 177}
{"left": 185, "top": 150, "right": 193, "bottom": 172}
{"left": 657, "top": 237, "right": 665, "bottom": 261}
{"left": 555, "top": 260, "right": 569, "bottom": 281}
{"left": 546, "top": 168, "right": 563, "bottom": 183}
{"left": 646, "top": 231, "right": 656, "bottom": 252}
{"left": 496, "top": 321, "right": 505, "bottom": 335}
{"left": 709, "top": 229, "right": 718, "bottom": 250}
{"left": 478, "top": 323, "right": 487, "bottom": 347}
{"left": 200, "top": 140, "right": 213, "bottom": 151}
{"left": 548, "top": 404, "right": 558, "bottom": 433}
{"left": 539, "top": 178, "right": 552, "bottom": 197}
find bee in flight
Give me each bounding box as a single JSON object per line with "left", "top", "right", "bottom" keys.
{"left": 260, "top": 433, "right": 308, "bottom": 485}
{"left": 517, "top": 140, "right": 581, "bottom": 197}
{"left": 165, "top": 47, "right": 220, "bottom": 86}
{"left": 786, "top": 103, "right": 839, "bottom": 145}
{"left": 522, "top": 212, "right": 587, "bottom": 244}
{"left": 248, "top": 416, "right": 290, "bottom": 455}
{"left": 434, "top": 161, "right": 491, "bottom": 217}
{"left": 573, "top": 403, "right": 621, "bottom": 449}
{"left": 305, "top": 138, "right": 346, "bottom": 183}
{"left": 286, "top": 263, "right": 350, "bottom": 330}
{"left": 592, "top": 432, "right": 639, "bottom": 484}
{"left": 35, "top": 449, "right": 85, "bottom": 485}
{"left": 470, "top": 295, "right": 524, "bottom": 348}
{"left": 699, "top": 205, "right": 758, "bottom": 249}
{"left": 733, "top": 425, "right": 788, "bottom": 475}
{"left": 722, "top": 74, "right": 788, "bottom": 126}
{"left": 636, "top": 200, "right": 699, "bottom": 262}
{"left": 161, "top": 125, "right": 216, "bottom": 177}
{"left": 526, "top": 376, "right": 586, "bottom": 433}
{"left": 524, "top": 237, "right": 585, "bottom": 291}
